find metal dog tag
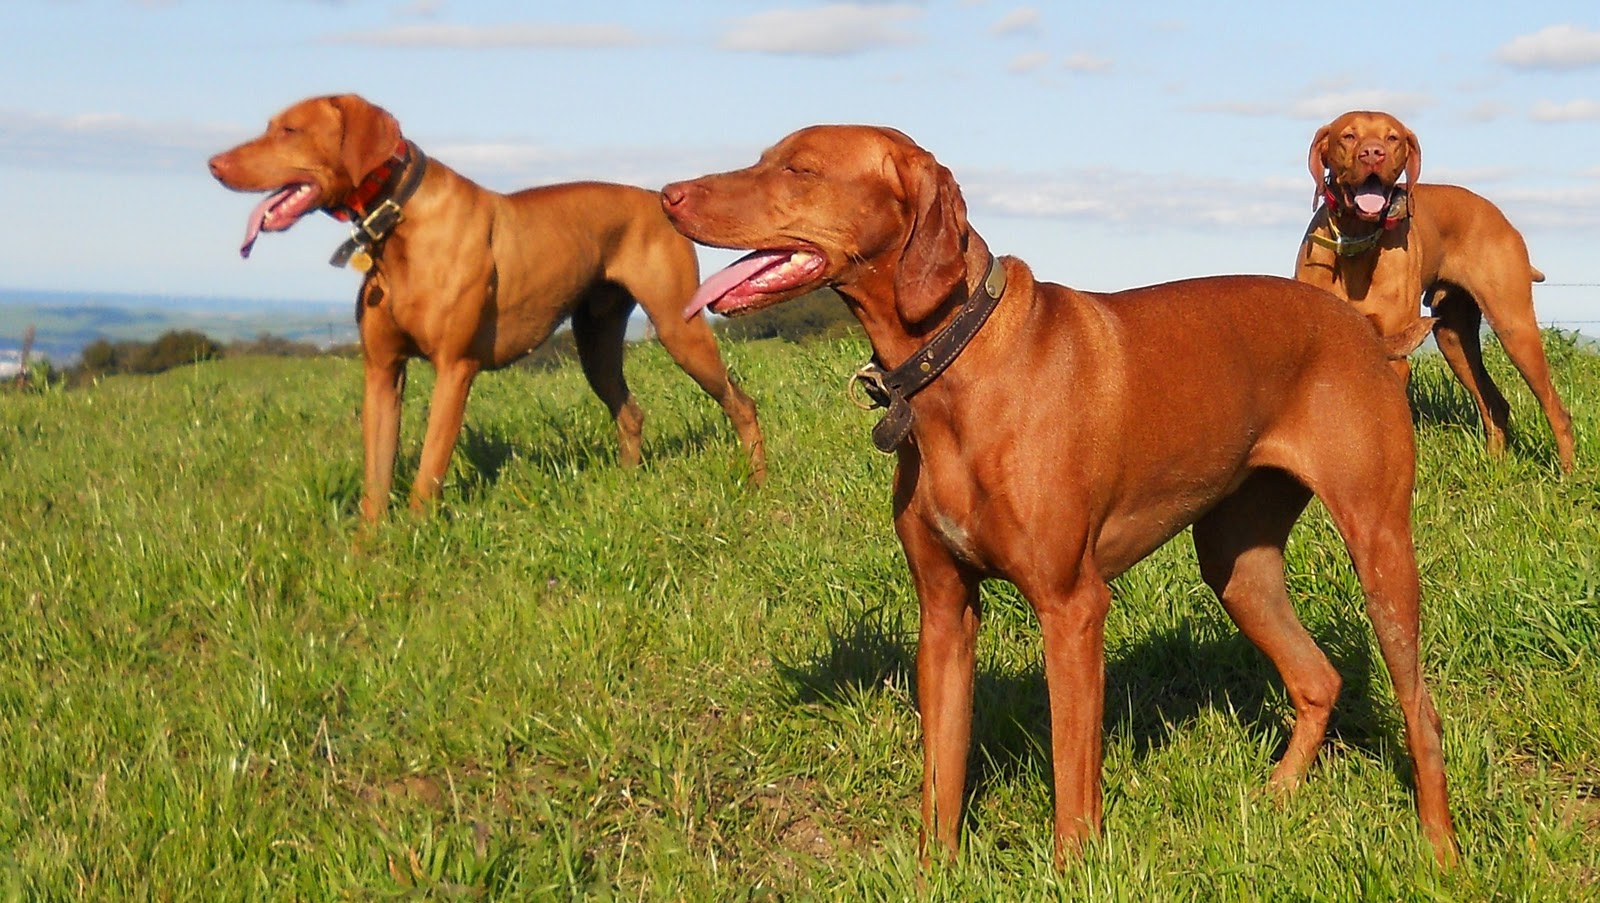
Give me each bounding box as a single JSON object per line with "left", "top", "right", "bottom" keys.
{"left": 348, "top": 249, "right": 374, "bottom": 273}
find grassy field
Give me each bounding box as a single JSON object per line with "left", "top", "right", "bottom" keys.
{"left": 1, "top": 328, "right": 1597, "bottom": 900}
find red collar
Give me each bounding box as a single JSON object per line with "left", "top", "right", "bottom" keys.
{"left": 328, "top": 141, "right": 412, "bottom": 223}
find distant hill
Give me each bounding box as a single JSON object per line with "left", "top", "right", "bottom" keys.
{"left": 4, "top": 284, "right": 1588, "bottom": 365}
{"left": 0, "top": 287, "right": 357, "bottom": 363}
{"left": 0, "top": 287, "right": 671, "bottom": 364}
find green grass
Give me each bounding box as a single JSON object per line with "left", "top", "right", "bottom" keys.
{"left": 1, "top": 330, "right": 1597, "bottom": 900}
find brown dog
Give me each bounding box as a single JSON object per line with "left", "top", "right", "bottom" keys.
{"left": 663, "top": 125, "right": 1457, "bottom": 866}
{"left": 1297, "top": 110, "right": 1575, "bottom": 472}
{"left": 208, "top": 95, "right": 765, "bottom": 521}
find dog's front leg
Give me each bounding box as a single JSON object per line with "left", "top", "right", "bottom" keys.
{"left": 360, "top": 356, "right": 407, "bottom": 523}
{"left": 899, "top": 513, "right": 982, "bottom": 863}
{"left": 410, "top": 357, "right": 481, "bottom": 512}
{"left": 1032, "top": 567, "right": 1112, "bottom": 866}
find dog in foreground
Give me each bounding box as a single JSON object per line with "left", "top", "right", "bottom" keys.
{"left": 1297, "top": 110, "right": 1575, "bottom": 472}
{"left": 663, "top": 125, "right": 1458, "bottom": 865}
{"left": 208, "top": 95, "right": 765, "bottom": 522}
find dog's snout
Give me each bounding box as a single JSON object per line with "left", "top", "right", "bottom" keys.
{"left": 661, "top": 181, "right": 687, "bottom": 205}
{"left": 1357, "top": 144, "right": 1387, "bottom": 164}
{"left": 207, "top": 154, "right": 229, "bottom": 182}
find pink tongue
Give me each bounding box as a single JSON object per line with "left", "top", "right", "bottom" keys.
{"left": 683, "top": 249, "right": 792, "bottom": 319}
{"left": 1354, "top": 187, "right": 1388, "bottom": 216}
{"left": 238, "top": 186, "right": 298, "bottom": 259}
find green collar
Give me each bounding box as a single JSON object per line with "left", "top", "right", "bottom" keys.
{"left": 1307, "top": 217, "right": 1386, "bottom": 257}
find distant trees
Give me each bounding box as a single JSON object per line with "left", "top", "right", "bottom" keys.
{"left": 711, "top": 288, "right": 860, "bottom": 344}
{"left": 77, "top": 330, "right": 221, "bottom": 380}
{"left": 67, "top": 330, "right": 369, "bottom": 385}
{"left": 52, "top": 295, "right": 860, "bottom": 390}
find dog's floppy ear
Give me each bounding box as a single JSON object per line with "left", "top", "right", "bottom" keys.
{"left": 330, "top": 94, "right": 401, "bottom": 186}
{"left": 896, "top": 150, "right": 969, "bottom": 324}
{"left": 1402, "top": 125, "right": 1421, "bottom": 190}
{"left": 1307, "top": 123, "right": 1333, "bottom": 208}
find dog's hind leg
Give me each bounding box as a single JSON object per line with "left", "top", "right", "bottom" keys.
{"left": 1193, "top": 469, "right": 1334, "bottom": 790}
{"left": 649, "top": 303, "right": 766, "bottom": 483}
{"left": 1314, "top": 456, "right": 1457, "bottom": 865}
{"left": 572, "top": 284, "right": 645, "bottom": 469}
{"left": 1466, "top": 273, "right": 1576, "bottom": 471}
{"left": 1431, "top": 287, "right": 1512, "bottom": 459}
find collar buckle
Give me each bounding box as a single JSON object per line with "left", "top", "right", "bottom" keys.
{"left": 848, "top": 255, "right": 1006, "bottom": 452}
{"left": 847, "top": 363, "right": 892, "bottom": 410}
{"left": 358, "top": 198, "right": 405, "bottom": 243}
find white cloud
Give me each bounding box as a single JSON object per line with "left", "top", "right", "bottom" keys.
{"left": 321, "top": 23, "right": 649, "bottom": 48}
{"left": 0, "top": 102, "right": 741, "bottom": 191}
{"left": 428, "top": 143, "right": 561, "bottom": 174}
{"left": 394, "top": 0, "right": 443, "bottom": 17}
{"left": 719, "top": 4, "right": 922, "bottom": 56}
{"left": 1196, "top": 89, "right": 1435, "bottom": 122}
{"left": 0, "top": 109, "right": 240, "bottom": 172}
{"left": 1496, "top": 25, "right": 1600, "bottom": 71}
{"left": 991, "top": 8, "right": 1040, "bottom": 37}
{"left": 1462, "top": 100, "right": 1511, "bottom": 122}
{"left": 1062, "top": 52, "right": 1113, "bottom": 74}
{"left": 1423, "top": 165, "right": 1517, "bottom": 185}
{"left": 1530, "top": 98, "right": 1600, "bottom": 122}
{"left": 1289, "top": 90, "right": 1434, "bottom": 120}
{"left": 960, "top": 167, "right": 1310, "bottom": 230}
{"left": 1492, "top": 183, "right": 1600, "bottom": 229}
{"left": 428, "top": 141, "right": 759, "bottom": 193}
{"left": 1008, "top": 51, "right": 1049, "bottom": 73}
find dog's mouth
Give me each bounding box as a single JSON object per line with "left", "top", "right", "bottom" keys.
{"left": 1347, "top": 174, "right": 1392, "bottom": 222}
{"left": 238, "top": 182, "right": 321, "bottom": 258}
{"left": 683, "top": 247, "right": 828, "bottom": 319}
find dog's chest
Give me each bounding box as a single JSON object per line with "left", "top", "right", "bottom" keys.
{"left": 929, "top": 508, "right": 980, "bottom": 564}
{"left": 912, "top": 471, "right": 991, "bottom": 567}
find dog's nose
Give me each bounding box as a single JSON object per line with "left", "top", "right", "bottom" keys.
{"left": 661, "top": 182, "right": 688, "bottom": 210}
{"left": 1357, "top": 144, "right": 1387, "bottom": 165}
{"left": 207, "top": 154, "right": 228, "bottom": 180}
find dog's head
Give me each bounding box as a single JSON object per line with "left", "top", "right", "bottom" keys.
{"left": 1307, "top": 110, "right": 1420, "bottom": 222}
{"left": 662, "top": 124, "right": 972, "bottom": 327}
{"left": 207, "top": 94, "right": 403, "bottom": 258}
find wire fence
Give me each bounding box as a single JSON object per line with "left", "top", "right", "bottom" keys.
{"left": 1534, "top": 283, "right": 1597, "bottom": 328}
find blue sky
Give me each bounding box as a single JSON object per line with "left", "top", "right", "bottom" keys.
{"left": 4, "top": 1, "right": 1598, "bottom": 329}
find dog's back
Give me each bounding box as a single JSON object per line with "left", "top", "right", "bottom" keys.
{"left": 918, "top": 265, "right": 1412, "bottom": 581}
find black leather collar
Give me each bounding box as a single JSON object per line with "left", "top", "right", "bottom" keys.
{"left": 328, "top": 140, "right": 429, "bottom": 271}
{"left": 849, "top": 255, "right": 1007, "bottom": 453}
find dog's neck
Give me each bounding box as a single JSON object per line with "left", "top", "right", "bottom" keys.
{"left": 841, "top": 232, "right": 1027, "bottom": 453}
{"left": 326, "top": 140, "right": 429, "bottom": 271}
{"left": 845, "top": 233, "right": 999, "bottom": 370}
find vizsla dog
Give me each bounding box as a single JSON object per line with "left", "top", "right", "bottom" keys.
{"left": 663, "top": 125, "right": 1457, "bottom": 866}
{"left": 1297, "top": 110, "right": 1575, "bottom": 472}
{"left": 208, "top": 95, "right": 765, "bottom": 522}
